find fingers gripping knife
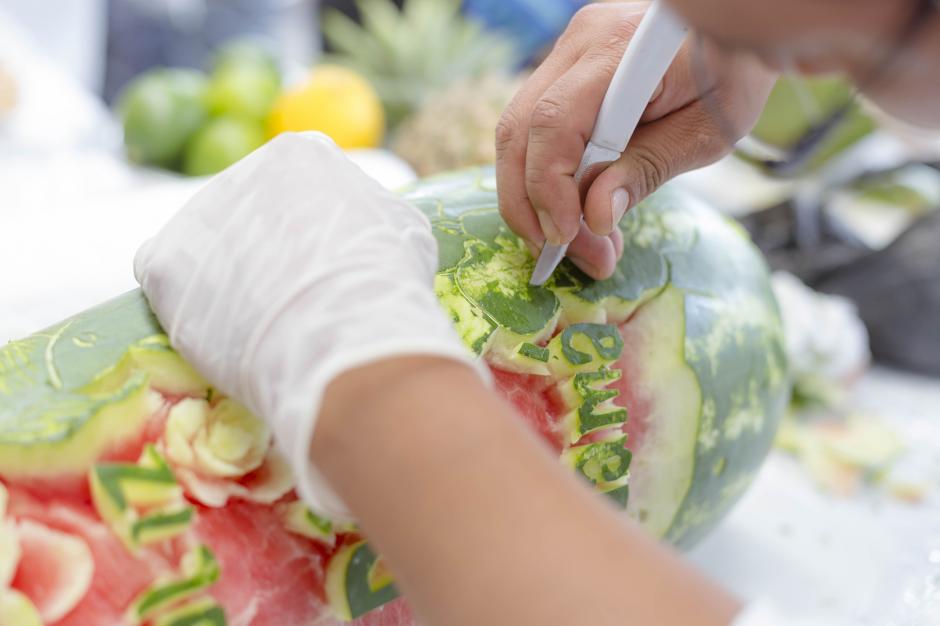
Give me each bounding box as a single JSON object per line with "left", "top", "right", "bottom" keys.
{"left": 529, "top": 1, "right": 689, "bottom": 286}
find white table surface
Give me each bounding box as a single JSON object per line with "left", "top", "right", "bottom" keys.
{"left": 688, "top": 367, "right": 940, "bottom": 626}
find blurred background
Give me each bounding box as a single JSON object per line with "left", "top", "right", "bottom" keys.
{"left": 1, "top": 1, "right": 938, "bottom": 624}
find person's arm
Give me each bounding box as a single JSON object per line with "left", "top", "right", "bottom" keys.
{"left": 497, "top": 0, "right": 940, "bottom": 284}
{"left": 495, "top": 1, "right": 776, "bottom": 280}
{"left": 135, "top": 132, "right": 743, "bottom": 626}
{"left": 315, "top": 356, "right": 740, "bottom": 626}
{"left": 666, "top": 0, "right": 940, "bottom": 129}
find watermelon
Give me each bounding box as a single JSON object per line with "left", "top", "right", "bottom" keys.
{"left": 0, "top": 168, "right": 788, "bottom": 624}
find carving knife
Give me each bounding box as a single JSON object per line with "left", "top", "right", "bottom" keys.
{"left": 529, "top": 1, "right": 688, "bottom": 286}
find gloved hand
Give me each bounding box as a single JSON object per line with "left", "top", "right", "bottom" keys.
{"left": 134, "top": 132, "right": 488, "bottom": 520}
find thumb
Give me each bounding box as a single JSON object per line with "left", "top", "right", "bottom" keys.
{"left": 581, "top": 101, "right": 731, "bottom": 236}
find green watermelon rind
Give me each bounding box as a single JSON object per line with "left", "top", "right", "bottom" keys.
{"left": 404, "top": 167, "right": 789, "bottom": 547}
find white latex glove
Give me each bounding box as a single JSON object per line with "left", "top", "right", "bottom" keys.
{"left": 134, "top": 132, "right": 488, "bottom": 521}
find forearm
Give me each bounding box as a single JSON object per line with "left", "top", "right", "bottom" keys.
{"left": 314, "top": 357, "right": 741, "bottom": 626}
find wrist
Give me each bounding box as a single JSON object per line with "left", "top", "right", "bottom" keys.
{"left": 313, "top": 356, "right": 485, "bottom": 464}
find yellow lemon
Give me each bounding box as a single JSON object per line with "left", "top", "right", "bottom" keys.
{"left": 267, "top": 65, "right": 384, "bottom": 149}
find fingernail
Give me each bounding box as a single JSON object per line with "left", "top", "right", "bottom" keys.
{"left": 536, "top": 210, "right": 563, "bottom": 244}
{"left": 611, "top": 188, "right": 630, "bottom": 230}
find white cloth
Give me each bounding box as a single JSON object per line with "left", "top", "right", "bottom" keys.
{"left": 134, "top": 132, "right": 487, "bottom": 520}
{"left": 733, "top": 601, "right": 841, "bottom": 626}
{"left": 771, "top": 271, "right": 870, "bottom": 384}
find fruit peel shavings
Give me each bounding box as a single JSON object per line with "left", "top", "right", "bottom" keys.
{"left": 775, "top": 410, "right": 930, "bottom": 501}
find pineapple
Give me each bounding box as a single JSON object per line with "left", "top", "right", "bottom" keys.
{"left": 321, "top": 0, "right": 519, "bottom": 127}
{"left": 392, "top": 72, "right": 524, "bottom": 175}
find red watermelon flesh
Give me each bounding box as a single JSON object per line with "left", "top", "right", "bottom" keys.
{"left": 492, "top": 364, "right": 650, "bottom": 452}
{"left": 4, "top": 485, "right": 416, "bottom": 626}
{"left": 0, "top": 308, "right": 645, "bottom": 626}
{"left": 0, "top": 365, "right": 439, "bottom": 626}
{"left": 6, "top": 488, "right": 170, "bottom": 626}
{"left": 192, "top": 502, "right": 415, "bottom": 626}
{"left": 0, "top": 319, "right": 644, "bottom": 626}
{"left": 10, "top": 518, "right": 94, "bottom": 624}
{"left": 491, "top": 369, "right": 565, "bottom": 452}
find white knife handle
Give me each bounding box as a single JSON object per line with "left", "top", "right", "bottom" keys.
{"left": 574, "top": 143, "right": 623, "bottom": 185}
{"left": 591, "top": 1, "right": 688, "bottom": 153}
{"left": 530, "top": 2, "right": 688, "bottom": 288}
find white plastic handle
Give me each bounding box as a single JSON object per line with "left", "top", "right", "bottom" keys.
{"left": 590, "top": 1, "right": 688, "bottom": 154}
{"left": 530, "top": 2, "right": 688, "bottom": 286}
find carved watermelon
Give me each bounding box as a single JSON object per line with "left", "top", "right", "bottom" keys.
{"left": 0, "top": 168, "right": 788, "bottom": 624}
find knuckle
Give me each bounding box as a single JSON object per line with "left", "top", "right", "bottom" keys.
{"left": 583, "top": 47, "right": 624, "bottom": 81}
{"left": 494, "top": 109, "right": 522, "bottom": 154}
{"left": 597, "top": 19, "right": 638, "bottom": 55}
{"left": 566, "top": 5, "right": 638, "bottom": 56}
{"left": 569, "top": 3, "right": 605, "bottom": 28}
{"left": 524, "top": 160, "right": 568, "bottom": 207}
{"left": 697, "top": 128, "right": 733, "bottom": 164}
{"left": 690, "top": 106, "right": 737, "bottom": 162}
{"left": 523, "top": 139, "right": 567, "bottom": 190}
{"left": 524, "top": 161, "right": 552, "bottom": 189}
{"left": 529, "top": 97, "right": 568, "bottom": 133}
{"left": 722, "top": 104, "right": 757, "bottom": 141}
{"left": 631, "top": 146, "right": 672, "bottom": 196}
{"left": 500, "top": 204, "right": 532, "bottom": 241}
{"left": 701, "top": 79, "right": 761, "bottom": 141}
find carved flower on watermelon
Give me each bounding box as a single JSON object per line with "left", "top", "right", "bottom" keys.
{"left": 160, "top": 397, "right": 294, "bottom": 508}
{"left": 0, "top": 168, "right": 788, "bottom": 624}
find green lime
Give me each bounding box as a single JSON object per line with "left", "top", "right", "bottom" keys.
{"left": 118, "top": 68, "right": 209, "bottom": 168}
{"left": 182, "top": 116, "right": 265, "bottom": 177}
{"left": 206, "top": 64, "right": 280, "bottom": 121}
{"left": 211, "top": 39, "right": 279, "bottom": 76}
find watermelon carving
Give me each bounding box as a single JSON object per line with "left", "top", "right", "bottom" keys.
{"left": 0, "top": 168, "right": 788, "bottom": 624}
